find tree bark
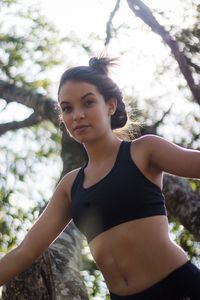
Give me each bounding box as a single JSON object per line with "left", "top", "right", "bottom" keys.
{"left": 1, "top": 223, "right": 89, "bottom": 300}
{"left": 164, "top": 175, "right": 200, "bottom": 241}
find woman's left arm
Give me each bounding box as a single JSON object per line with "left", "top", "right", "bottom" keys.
{"left": 144, "top": 134, "right": 200, "bottom": 179}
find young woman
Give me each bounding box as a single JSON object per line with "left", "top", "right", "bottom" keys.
{"left": 0, "top": 56, "right": 200, "bottom": 300}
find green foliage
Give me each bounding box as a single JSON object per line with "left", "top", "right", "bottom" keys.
{"left": 0, "top": 122, "right": 62, "bottom": 251}
{"left": 0, "top": 0, "right": 65, "bottom": 250}
{"left": 188, "top": 179, "right": 200, "bottom": 191}
{"left": 0, "top": 0, "right": 67, "bottom": 254}
{"left": 0, "top": 183, "right": 26, "bottom": 251}
{"left": 1, "top": 0, "right": 17, "bottom": 6}
{"left": 170, "top": 220, "right": 200, "bottom": 261}
{"left": 0, "top": 0, "right": 63, "bottom": 90}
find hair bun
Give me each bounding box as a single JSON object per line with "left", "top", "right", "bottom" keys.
{"left": 89, "top": 55, "right": 118, "bottom": 76}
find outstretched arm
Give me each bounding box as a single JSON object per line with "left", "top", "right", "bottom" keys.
{"left": 142, "top": 134, "right": 200, "bottom": 179}
{"left": 0, "top": 174, "right": 71, "bottom": 286}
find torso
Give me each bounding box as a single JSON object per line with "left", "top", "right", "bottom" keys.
{"left": 89, "top": 216, "right": 188, "bottom": 296}
{"left": 66, "top": 138, "right": 188, "bottom": 296}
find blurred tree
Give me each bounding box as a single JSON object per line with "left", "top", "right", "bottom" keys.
{"left": 0, "top": 0, "right": 89, "bottom": 299}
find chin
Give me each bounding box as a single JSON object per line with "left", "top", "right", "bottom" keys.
{"left": 72, "top": 132, "right": 104, "bottom": 144}
{"left": 72, "top": 135, "right": 91, "bottom": 144}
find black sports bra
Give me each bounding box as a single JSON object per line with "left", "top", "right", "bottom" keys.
{"left": 71, "top": 141, "right": 166, "bottom": 243}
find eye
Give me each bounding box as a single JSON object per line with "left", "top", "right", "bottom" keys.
{"left": 84, "top": 99, "right": 94, "bottom": 107}
{"left": 61, "top": 105, "right": 73, "bottom": 113}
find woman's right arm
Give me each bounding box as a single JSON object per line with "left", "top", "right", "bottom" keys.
{"left": 0, "top": 174, "right": 72, "bottom": 286}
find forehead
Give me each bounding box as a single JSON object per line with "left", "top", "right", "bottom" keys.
{"left": 58, "top": 81, "right": 99, "bottom": 102}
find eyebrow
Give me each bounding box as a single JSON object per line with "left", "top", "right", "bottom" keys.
{"left": 60, "top": 92, "right": 96, "bottom": 105}
{"left": 81, "top": 92, "right": 95, "bottom": 100}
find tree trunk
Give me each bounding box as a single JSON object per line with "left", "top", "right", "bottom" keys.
{"left": 164, "top": 174, "right": 200, "bottom": 241}
{"left": 1, "top": 223, "right": 89, "bottom": 300}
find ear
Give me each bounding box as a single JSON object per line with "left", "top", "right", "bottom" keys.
{"left": 107, "top": 97, "right": 117, "bottom": 116}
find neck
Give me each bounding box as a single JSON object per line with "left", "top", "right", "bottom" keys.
{"left": 83, "top": 134, "right": 122, "bottom": 165}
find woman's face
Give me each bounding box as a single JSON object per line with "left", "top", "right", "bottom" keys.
{"left": 58, "top": 80, "right": 116, "bottom": 144}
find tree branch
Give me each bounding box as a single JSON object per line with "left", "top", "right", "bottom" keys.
{"left": 186, "top": 57, "right": 200, "bottom": 73}
{"left": 154, "top": 104, "right": 173, "bottom": 128}
{"left": 127, "top": 0, "right": 200, "bottom": 105}
{"left": 140, "top": 105, "right": 173, "bottom": 136}
{"left": 0, "top": 80, "right": 60, "bottom": 128}
{"left": 105, "top": 0, "right": 121, "bottom": 46}
{"left": 0, "top": 112, "right": 43, "bottom": 136}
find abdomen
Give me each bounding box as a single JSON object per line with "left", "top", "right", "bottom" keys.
{"left": 89, "top": 215, "right": 188, "bottom": 295}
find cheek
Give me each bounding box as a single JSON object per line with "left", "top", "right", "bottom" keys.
{"left": 95, "top": 113, "right": 111, "bottom": 129}
{"left": 62, "top": 116, "right": 74, "bottom": 137}
{"left": 62, "top": 114, "right": 73, "bottom": 129}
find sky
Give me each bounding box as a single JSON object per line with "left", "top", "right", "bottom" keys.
{"left": 39, "top": 0, "right": 191, "bottom": 38}
{"left": 35, "top": 0, "right": 198, "bottom": 115}
{"left": 1, "top": 0, "right": 173, "bottom": 121}
{"left": 38, "top": 0, "right": 171, "bottom": 90}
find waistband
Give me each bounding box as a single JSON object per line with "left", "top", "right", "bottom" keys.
{"left": 109, "top": 260, "right": 200, "bottom": 300}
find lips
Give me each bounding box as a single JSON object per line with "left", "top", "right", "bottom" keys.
{"left": 73, "top": 125, "right": 90, "bottom": 132}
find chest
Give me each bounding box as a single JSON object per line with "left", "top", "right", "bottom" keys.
{"left": 70, "top": 144, "right": 165, "bottom": 243}
{"left": 82, "top": 160, "right": 117, "bottom": 189}
{"left": 71, "top": 163, "right": 160, "bottom": 229}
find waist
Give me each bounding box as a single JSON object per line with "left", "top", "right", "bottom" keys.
{"left": 89, "top": 216, "right": 188, "bottom": 295}
{"left": 109, "top": 260, "right": 197, "bottom": 298}
{"left": 106, "top": 247, "right": 188, "bottom": 296}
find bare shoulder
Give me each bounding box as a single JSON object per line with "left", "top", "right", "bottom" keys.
{"left": 129, "top": 135, "right": 159, "bottom": 170}
{"left": 131, "top": 134, "right": 165, "bottom": 148}
{"left": 60, "top": 167, "right": 81, "bottom": 202}
{"left": 130, "top": 134, "right": 176, "bottom": 171}
{"left": 130, "top": 134, "right": 160, "bottom": 157}
{"left": 131, "top": 134, "right": 170, "bottom": 157}
{"left": 131, "top": 134, "right": 200, "bottom": 178}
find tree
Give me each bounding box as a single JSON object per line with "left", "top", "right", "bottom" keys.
{"left": 0, "top": 0, "right": 89, "bottom": 299}
{"left": 0, "top": 0, "right": 200, "bottom": 299}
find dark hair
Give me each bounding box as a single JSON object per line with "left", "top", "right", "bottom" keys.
{"left": 58, "top": 55, "right": 127, "bottom": 130}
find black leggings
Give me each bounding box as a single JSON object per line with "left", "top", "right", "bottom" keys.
{"left": 109, "top": 261, "right": 200, "bottom": 300}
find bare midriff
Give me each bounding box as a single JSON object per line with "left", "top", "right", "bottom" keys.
{"left": 89, "top": 215, "right": 188, "bottom": 296}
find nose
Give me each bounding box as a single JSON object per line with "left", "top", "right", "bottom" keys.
{"left": 73, "top": 108, "right": 85, "bottom": 120}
